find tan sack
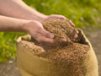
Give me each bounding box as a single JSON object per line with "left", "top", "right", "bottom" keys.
{"left": 16, "top": 29, "right": 98, "bottom": 76}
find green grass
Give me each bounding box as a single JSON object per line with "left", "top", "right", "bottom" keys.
{"left": 24, "top": 0, "right": 101, "bottom": 27}
{"left": 0, "top": 0, "right": 101, "bottom": 62}
{"left": 0, "top": 32, "right": 25, "bottom": 62}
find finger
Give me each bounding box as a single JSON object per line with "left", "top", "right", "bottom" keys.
{"left": 32, "top": 33, "right": 54, "bottom": 43}
{"left": 68, "top": 20, "right": 75, "bottom": 27}
{"left": 39, "top": 29, "right": 54, "bottom": 39}
{"left": 37, "top": 35, "right": 54, "bottom": 43}
{"left": 50, "top": 15, "right": 66, "bottom": 19}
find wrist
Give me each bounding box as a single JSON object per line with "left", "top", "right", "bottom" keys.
{"left": 21, "top": 20, "right": 41, "bottom": 33}
{"left": 37, "top": 14, "right": 48, "bottom": 22}
{"left": 20, "top": 20, "right": 32, "bottom": 32}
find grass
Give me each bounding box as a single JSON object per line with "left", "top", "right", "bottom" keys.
{"left": 24, "top": 0, "right": 101, "bottom": 27}
{"left": 0, "top": 0, "right": 101, "bottom": 62}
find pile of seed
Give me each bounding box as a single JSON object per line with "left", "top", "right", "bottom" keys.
{"left": 42, "top": 16, "right": 79, "bottom": 46}
{"left": 31, "top": 16, "right": 90, "bottom": 76}
{"left": 39, "top": 43, "right": 89, "bottom": 76}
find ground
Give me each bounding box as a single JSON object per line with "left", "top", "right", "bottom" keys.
{"left": 0, "top": 27, "right": 101, "bottom": 76}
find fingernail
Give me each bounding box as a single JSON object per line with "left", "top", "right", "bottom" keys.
{"left": 68, "top": 20, "right": 75, "bottom": 27}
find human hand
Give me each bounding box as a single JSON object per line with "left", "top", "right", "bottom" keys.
{"left": 42, "top": 15, "right": 76, "bottom": 43}
{"left": 22, "top": 20, "right": 54, "bottom": 43}
{"left": 22, "top": 15, "right": 68, "bottom": 43}
{"left": 44, "top": 15, "right": 75, "bottom": 27}
{"left": 22, "top": 15, "right": 75, "bottom": 43}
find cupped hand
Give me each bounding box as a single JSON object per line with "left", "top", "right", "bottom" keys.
{"left": 23, "top": 14, "right": 75, "bottom": 43}
{"left": 44, "top": 14, "right": 75, "bottom": 27}
{"left": 23, "top": 20, "right": 54, "bottom": 43}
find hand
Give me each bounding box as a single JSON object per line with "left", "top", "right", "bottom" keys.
{"left": 44, "top": 15, "right": 75, "bottom": 27}
{"left": 42, "top": 14, "right": 66, "bottom": 22}
{"left": 41, "top": 15, "right": 75, "bottom": 43}
{"left": 23, "top": 20, "right": 54, "bottom": 43}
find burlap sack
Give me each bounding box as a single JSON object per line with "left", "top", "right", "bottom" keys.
{"left": 16, "top": 29, "right": 98, "bottom": 76}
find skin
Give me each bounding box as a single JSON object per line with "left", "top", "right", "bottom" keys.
{"left": 0, "top": 0, "right": 57, "bottom": 43}
{"left": 0, "top": 15, "right": 54, "bottom": 43}
{"left": 0, "top": 0, "right": 47, "bottom": 22}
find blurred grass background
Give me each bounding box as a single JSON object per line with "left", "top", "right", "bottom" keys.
{"left": 0, "top": 0, "right": 101, "bottom": 62}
